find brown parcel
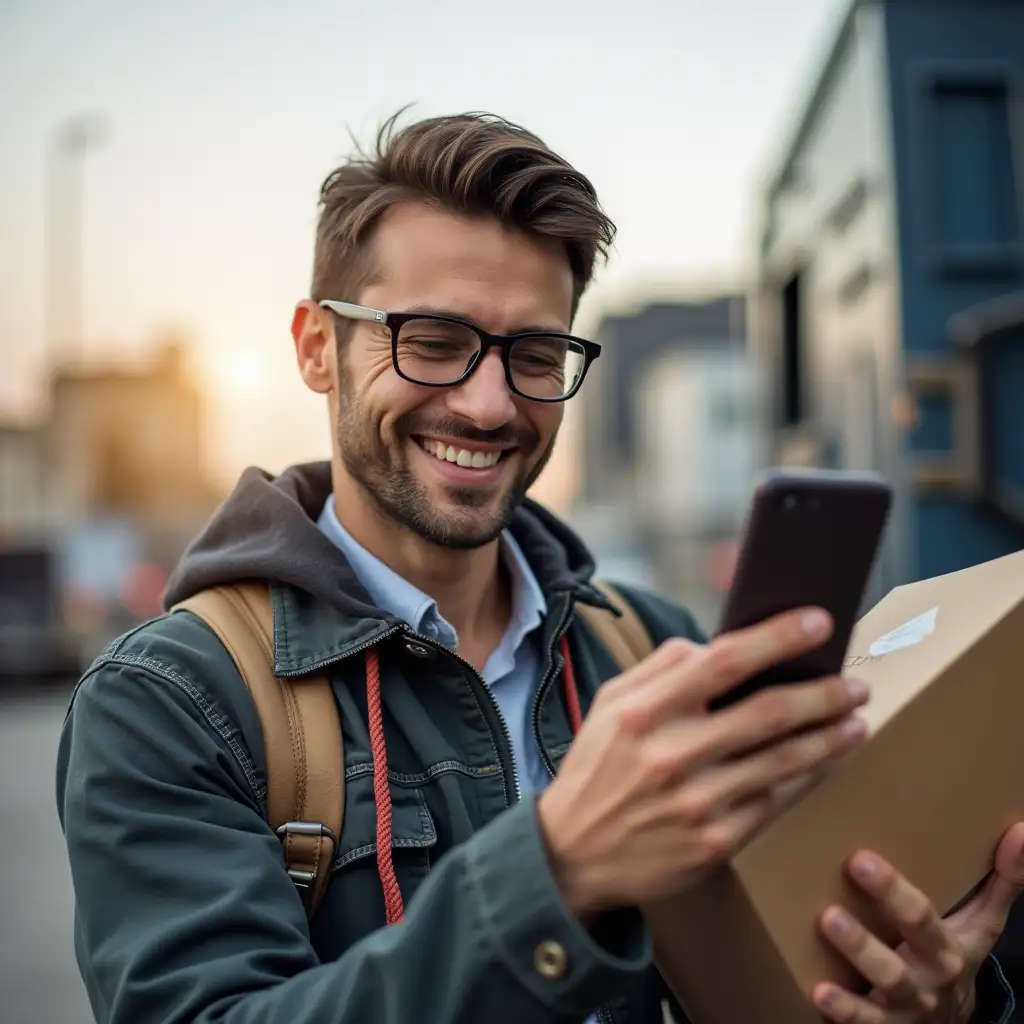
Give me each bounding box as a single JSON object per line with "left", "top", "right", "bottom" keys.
{"left": 647, "top": 547, "right": 1024, "bottom": 1024}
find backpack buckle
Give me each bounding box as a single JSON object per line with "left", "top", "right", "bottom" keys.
{"left": 275, "top": 822, "right": 339, "bottom": 905}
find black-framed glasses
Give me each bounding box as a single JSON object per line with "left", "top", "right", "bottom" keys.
{"left": 319, "top": 299, "right": 601, "bottom": 403}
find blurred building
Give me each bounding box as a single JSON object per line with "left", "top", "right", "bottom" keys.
{"left": 0, "top": 423, "right": 50, "bottom": 539}
{"left": 569, "top": 296, "right": 761, "bottom": 627}
{"left": 1, "top": 341, "right": 220, "bottom": 541}
{"left": 0, "top": 340, "right": 222, "bottom": 675}
{"left": 753, "top": 0, "right": 1024, "bottom": 602}
{"left": 45, "top": 343, "right": 221, "bottom": 547}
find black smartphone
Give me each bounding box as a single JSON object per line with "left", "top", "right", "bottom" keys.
{"left": 706, "top": 468, "right": 893, "bottom": 712}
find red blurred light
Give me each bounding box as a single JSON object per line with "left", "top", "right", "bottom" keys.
{"left": 120, "top": 562, "right": 168, "bottom": 619}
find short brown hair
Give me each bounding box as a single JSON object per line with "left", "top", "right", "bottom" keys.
{"left": 311, "top": 110, "right": 616, "bottom": 321}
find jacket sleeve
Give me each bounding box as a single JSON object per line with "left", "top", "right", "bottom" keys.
{"left": 56, "top": 648, "right": 651, "bottom": 1024}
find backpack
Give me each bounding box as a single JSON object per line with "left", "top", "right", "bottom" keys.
{"left": 172, "top": 580, "right": 655, "bottom": 918}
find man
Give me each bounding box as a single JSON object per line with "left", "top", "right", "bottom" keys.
{"left": 57, "top": 112, "right": 1022, "bottom": 1024}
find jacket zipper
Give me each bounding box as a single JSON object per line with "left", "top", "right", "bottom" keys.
{"left": 397, "top": 626, "right": 522, "bottom": 804}
{"left": 531, "top": 603, "right": 575, "bottom": 779}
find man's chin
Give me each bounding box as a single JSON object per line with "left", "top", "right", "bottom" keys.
{"left": 409, "top": 485, "right": 517, "bottom": 549}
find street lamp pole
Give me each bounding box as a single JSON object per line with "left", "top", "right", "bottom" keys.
{"left": 44, "top": 114, "right": 108, "bottom": 374}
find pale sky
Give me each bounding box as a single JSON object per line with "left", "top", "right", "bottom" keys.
{"left": 0, "top": 0, "right": 847, "bottom": 495}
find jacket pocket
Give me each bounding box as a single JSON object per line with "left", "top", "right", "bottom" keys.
{"left": 333, "top": 774, "right": 437, "bottom": 872}
{"left": 310, "top": 773, "right": 437, "bottom": 958}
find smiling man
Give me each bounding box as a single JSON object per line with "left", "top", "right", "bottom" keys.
{"left": 57, "top": 112, "right": 1023, "bottom": 1024}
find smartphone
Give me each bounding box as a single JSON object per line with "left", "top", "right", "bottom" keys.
{"left": 706, "top": 468, "right": 893, "bottom": 712}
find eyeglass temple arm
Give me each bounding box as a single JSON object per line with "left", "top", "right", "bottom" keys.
{"left": 318, "top": 300, "right": 387, "bottom": 324}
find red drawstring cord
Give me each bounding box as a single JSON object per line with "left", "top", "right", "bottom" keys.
{"left": 365, "top": 647, "right": 405, "bottom": 925}
{"left": 560, "top": 634, "right": 583, "bottom": 735}
{"left": 364, "top": 634, "right": 582, "bottom": 926}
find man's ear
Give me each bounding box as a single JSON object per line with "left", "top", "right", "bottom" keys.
{"left": 292, "top": 300, "right": 334, "bottom": 394}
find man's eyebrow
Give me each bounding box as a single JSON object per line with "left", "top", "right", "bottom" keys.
{"left": 400, "top": 303, "right": 568, "bottom": 334}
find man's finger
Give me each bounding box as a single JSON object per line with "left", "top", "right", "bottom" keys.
{"left": 639, "top": 607, "right": 834, "bottom": 724}
{"left": 844, "top": 852, "right": 958, "bottom": 980}
{"left": 597, "top": 635, "right": 704, "bottom": 711}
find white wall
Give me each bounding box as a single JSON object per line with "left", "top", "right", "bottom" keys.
{"left": 635, "top": 348, "right": 762, "bottom": 535}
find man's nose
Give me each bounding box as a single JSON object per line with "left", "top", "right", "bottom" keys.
{"left": 444, "top": 350, "right": 518, "bottom": 430}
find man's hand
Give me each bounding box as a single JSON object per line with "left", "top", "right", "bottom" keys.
{"left": 537, "top": 607, "right": 871, "bottom": 916}
{"left": 812, "top": 822, "right": 1024, "bottom": 1023}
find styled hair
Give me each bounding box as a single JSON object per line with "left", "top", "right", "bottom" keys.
{"left": 311, "top": 110, "right": 616, "bottom": 320}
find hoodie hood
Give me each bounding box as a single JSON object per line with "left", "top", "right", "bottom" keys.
{"left": 163, "top": 461, "right": 599, "bottom": 615}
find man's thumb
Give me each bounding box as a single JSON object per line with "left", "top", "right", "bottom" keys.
{"left": 961, "top": 822, "right": 1024, "bottom": 949}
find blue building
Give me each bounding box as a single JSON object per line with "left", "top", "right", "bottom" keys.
{"left": 755, "top": 0, "right": 1024, "bottom": 598}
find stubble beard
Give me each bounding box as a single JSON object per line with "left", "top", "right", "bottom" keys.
{"left": 335, "top": 391, "right": 556, "bottom": 551}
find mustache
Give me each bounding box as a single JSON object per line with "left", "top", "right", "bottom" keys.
{"left": 399, "top": 414, "right": 537, "bottom": 449}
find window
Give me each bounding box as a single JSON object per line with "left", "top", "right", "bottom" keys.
{"left": 933, "top": 78, "right": 1019, "bottom": 250}
{"left": 781, "top": 271, "right": 804, "bottom": 426}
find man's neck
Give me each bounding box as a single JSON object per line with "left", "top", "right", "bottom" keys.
{"left": 331, "top": 486, "right": 511, "bottom": 658}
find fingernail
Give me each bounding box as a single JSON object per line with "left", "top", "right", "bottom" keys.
{"left": 845, "top": 678, "right": 869, "bottom": 702}
{"left": 841, "top": 717, "right": 867, "bottom": 742}
{"left": 826, "top": 908, "right": 853, "bottom": 935}
{"left": 801, "top": 610, "right": 830, "bottom": 636}
{"left": 853, "top": 855, "right": 877, "bottom": 881}
{"left": 816, "top": 985, "right": 841, "bottom": 1010}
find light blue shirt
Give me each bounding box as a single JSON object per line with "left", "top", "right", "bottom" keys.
{"left": 317, "top": 496, "right": 553, "bottom": 796}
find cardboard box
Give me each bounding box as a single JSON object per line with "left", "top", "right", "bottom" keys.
{"left": 649, "top": 548, "right": 1024, "bottom": 1024}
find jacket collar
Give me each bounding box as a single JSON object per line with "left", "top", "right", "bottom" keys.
{"left": 171, "top": 462, "right": 615, "bottom": 676}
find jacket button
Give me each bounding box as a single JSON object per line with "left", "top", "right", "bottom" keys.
{"left": 404, "top": 641, "right": 431, "bottom": 659}
{"left": 533, "top": 939, "right": 568, "bottom": 979}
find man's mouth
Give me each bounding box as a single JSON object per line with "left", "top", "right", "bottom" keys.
{"left": 416, "top": 437, "right": 511, "bottom": 470}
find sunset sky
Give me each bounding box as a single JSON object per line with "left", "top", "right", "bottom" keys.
{"left": 0, "top": 0, "right": 846, "bottom": 506}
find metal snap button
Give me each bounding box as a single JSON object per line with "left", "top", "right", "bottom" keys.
{"left": 404, "top": 641, "right": 431, "bottom": 659}
{"left": 533, "top": 939, "right": 568, "bottom": 979}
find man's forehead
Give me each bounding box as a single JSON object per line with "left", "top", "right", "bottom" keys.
{"left": 358, "top": 203, "right": 575, "bottom": 329}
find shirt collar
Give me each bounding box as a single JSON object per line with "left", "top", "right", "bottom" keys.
{"left": 317, "top": 496, "right": 547, "bottom": 651}
{"left": 317, "top": 497, "right": 441, "bottom": 636}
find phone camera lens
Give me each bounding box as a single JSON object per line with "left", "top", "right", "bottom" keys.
{"left": 782, "top": 493, "right": 799, "bottom": 512}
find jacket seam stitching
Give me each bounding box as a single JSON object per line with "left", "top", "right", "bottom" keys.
{"left": 343, "top": 760, "right": 501, "bottom": 785}
{"left": 104, "top": 652, "right": 265, "bottom": 809}
{"left": 334, "top": 789, "right": 436, "bottom": 868}
{"left": 334, "top": 835, "right": 436, "bottom": 869}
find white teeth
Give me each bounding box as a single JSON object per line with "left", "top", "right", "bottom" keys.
{"left": 419, "top": 438, "right": 502, "bottom": 469}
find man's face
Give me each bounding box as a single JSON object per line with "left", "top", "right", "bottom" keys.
{"left": 326, "top": 203, "right": 573, "bottom": 550}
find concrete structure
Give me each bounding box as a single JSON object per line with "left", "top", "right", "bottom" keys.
{"left": 754, "top": 0, "right": 1024, "bottom": 602}
{"left": 570, "top": 296, "right": 759, "bottom": 626}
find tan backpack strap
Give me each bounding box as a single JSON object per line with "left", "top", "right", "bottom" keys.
{"left": 577, "top": 580, "right": 657, "bottom": 672}
{"left": 172, "top": 584, "right": 344, "bottom": 918}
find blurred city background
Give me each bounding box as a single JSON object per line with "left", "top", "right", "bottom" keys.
{"left": 2, "top": 0, "right": 1023, "bottom": 1019}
